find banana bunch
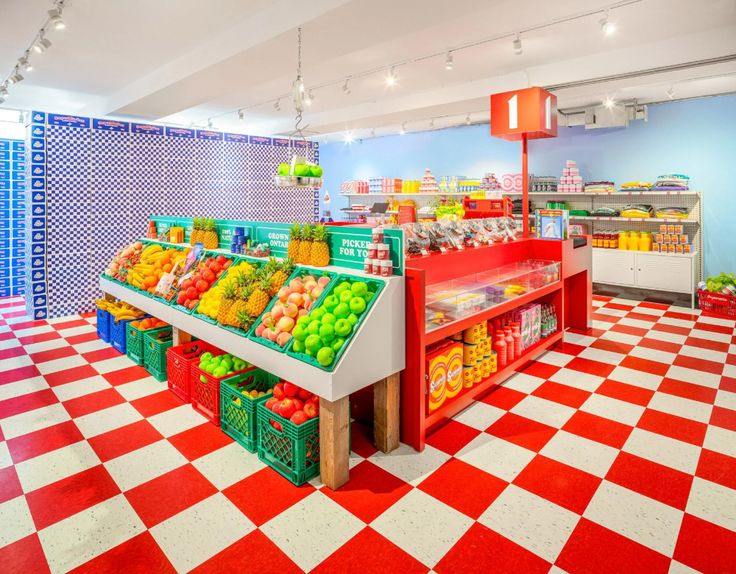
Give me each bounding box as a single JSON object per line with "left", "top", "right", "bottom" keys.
{"left": 95, "top": 299, "right": 145, "bottom": 322}
{"left": 140, "top": 243, "right": 164, "bottom": 264}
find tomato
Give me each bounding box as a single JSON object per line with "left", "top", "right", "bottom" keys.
{"left": 195, "top": 280, "right": 209, "bottom": 293}
{"left": 216, "top": 255, "right": 227, "bottom": 264}
{"left": 223, "top": 260, "right": 232, "bottom": 269}
{"left": 201, "top": 269, "right": 215, "bottom": 283}
{"left": 181, "top": 279, "right": 193, "bottom": 290}
{"left": 187, "top": 299, "right": 199, "bottom": 309}
{"left": 209, "top": 262, "right": 222, "bottom": 274}
{"left": 186, "top": 287, "right": 198, "bottom": 299}
{"left": 177, "top": 292, "right": 187, "bottom": 305}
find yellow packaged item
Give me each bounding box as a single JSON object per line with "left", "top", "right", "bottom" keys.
{"left": 444, "top": 343, "right": 464, "bottom": 399}
{"left": 639, "top": 232, "right": 652, "bottom": 252}
{"left": 619, "top": 231, "right": 629, "bottom": 250}
{"left": 463, "top": 343, "right": 477, "bottom": 364}
{"left": 425, "top": 344, "right": 448, "bottom": 413}
{"left": 490, "top": 350, "right": 498, "bottom": 374}
{"left": 462, "top": 365, "right": 474, "bottom": 389}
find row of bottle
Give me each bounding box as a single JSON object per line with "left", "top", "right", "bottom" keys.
{"left": 593, "top": 231, "right": 654, "bottom": 251}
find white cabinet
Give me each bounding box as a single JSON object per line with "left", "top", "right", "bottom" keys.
{"left": 593, "top": 249, "right": 696, "bottom": 306}
{"left": 593, "top": 250, "right": 636, "bottom": 286}
{"left": 636, "top": 253, "right": 693, "bottom": 293}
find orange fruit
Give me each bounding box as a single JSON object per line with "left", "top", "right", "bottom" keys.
{"left": 162, "top": 263, "right": 172, "bottom": 273}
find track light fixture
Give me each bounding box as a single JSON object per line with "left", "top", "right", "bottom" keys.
{"left": 207, "top": 118, "right": 213, "bottom": 128}
{"left": 399, "top": 122, "right": 406, "bottom": 135}
{"left": 342, "top": 78, "right": 351, "bottom": 95}
{"left": 444, "top": 51, "right": 454, "bottom": 70}
{"left": 371, "top": 128, "right": 376, "bottom": 137}
{"left": 600, "top": 9, "right": 616, "bottom": 36}
{"left": 603, "top": 96, "right": 615, "bottom": 109}
{"left": 344, "top": 131, "right": 354, "bottom": 144}
{"left": 274, "top": 99, "right": 281, "bottom": 111}
{"left": 465, "top": 114, "right": 471, "bottom": 125}
{"left": 385, "top": 66, "right": 397, "bottom": 87}
{"left": 513, "top": 34, "right": 523, "bottom": 55}
{"left": 666, "top": 86, "right": 675, "bottom": 100}
{"left": 0, "top": 85, "right": 8, "bottom": 98}
{"left": 48, "top": 8, "right": 65, "bottom": 30}
{"left": 19, "top": 55, "right": 33, "bottom": 73}
{"left": 305, "top": 89, "right": 314, "bottom": 106}
{"left": 237, "top": 109, "right": 244, "bottom": 120}
{"left": 33, "top": 34, "right": 52, "bottom": 54}
{"left": 9, "top": 69, "right": 24, "bottom": 84}
{"left": 429, "top": 118, "right": 434, "bottom": 128}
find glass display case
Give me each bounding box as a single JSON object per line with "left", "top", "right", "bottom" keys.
{"left": 425, "top": 259, "right": 560, "bottom": 331}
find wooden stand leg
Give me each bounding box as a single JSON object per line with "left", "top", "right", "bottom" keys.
{"left": 319, "top": 396, "right": 350, "bottom": 490}
{"left": 374, "top": 372, "right": 400, "bottom": 453}
{"left": 173, "top": 327, "right": 192, "bottom": 345}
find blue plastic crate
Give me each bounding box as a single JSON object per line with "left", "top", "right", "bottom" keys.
{"left": 110, "top": 317, "right": 135, "bottom": 353}
{"left": 96, "top": 308, "right": 111, "bottom": 343}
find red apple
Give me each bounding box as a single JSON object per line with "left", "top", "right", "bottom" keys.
{"left": 278, "top": 398, "right": 296, "bottom": 419}
{"left": 298, "top": 388, "right": 312, "bottom": 401}
{"left": 292, "top": 398, "right": 304, "bottom": 412}
{"left": 273, "top": 383, "right": 285, "bottom": 400}
{"left": 283, "top": 382, "right": 299, "bottom": 398}
{"left": 265, "top": 397, "right": 278, "bottom": 411}
{"left": 290, "top": 410, "right": 309, "bottom": 425}
{"left": 303, "top": 401, "right": 319, "bottom": 418}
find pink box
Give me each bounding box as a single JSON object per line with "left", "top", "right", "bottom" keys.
{"left": 513, "top": 303, "right": 541, "bottom": 351}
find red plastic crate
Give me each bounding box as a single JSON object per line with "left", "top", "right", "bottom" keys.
{"left": 166, "top": 341, "right": 219, "bottom": 402}
{"left": 698, "top": 289, "right": 736, "bottom": 319}
{"left": 190, "top": 361, "right": 254, "bottom": 426}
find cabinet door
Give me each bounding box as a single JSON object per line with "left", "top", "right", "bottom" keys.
{"left": 592, "top": 250, "right": 636, "bottom": 286}
{"left": 636, "top": 253, "right": 693, "bottom": 293}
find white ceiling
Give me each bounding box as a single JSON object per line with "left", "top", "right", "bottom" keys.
{"left": 1, "top": 0, "right": 735, "bottom": 138}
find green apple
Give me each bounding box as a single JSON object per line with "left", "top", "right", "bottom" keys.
{"left": 305, "top": 347, "right": 315, "bottom": 357}
{"left": 204, "top": 362, "right": 216, "bottom": 374}
{"left": 200, "top": 375, "right": 208, "bottom": 384}
{"left": 349, "top": 296, "right": 366, "bottom": 315}
{"left": 305, "top": 334, "right": 322, "bottom": 354}
{"left": 334, "top": 281, "right": 351, "bottom": 295}
{"left": 350, "top": 281, "right": 368, "bottom": 297}
{"left": 311, "top": 308, "right": 325, "bottom": 321}
{"left": 333, "top": 303, "right": 350, "bottom": 318}
{"left": 319, "top": 323, "right": 335, "bottom": 343}
{"left": 339, "top": 290, "right": 353, "bottom": 304}
{"left": 296, "top": 315, "right": 310, "bottom": 327}
{"left": 221, "top": 358, "right": 233, "bottom": 371}
{"left": 200, "top": 352, "right": 213, "bottom": 363}
{"left": 292, "top": 339, "right": 306, "bottom": 353}
{"left": 307, "top": 321, "right": 321, "bottom": 336}
{"left": 310, "top": 165, "right": 323, "bottom": 178}
{"left": 365, "top": 291, "right": 375, "bottom": 301}
{"left": 322, "top": 295, "right": 339, "bottom": 311}
{"left": 292, "top": 325, "right": 307, "bottom": 341}
{"left": 316, "top": 346, "right": 335, "bottom": 367}
{"left": 213, "top": 366, "right": 228, "bottom": 378}
{"left": 321, "top": 312, "right": 336, "bottom": 325}
{"left": 233, "top": 359, "right": 245, "bottom": 371}
{"left": 294, "top": 164, "right": 310, "bottom": 177}
{"left": 278, "top": 163, "right": 290, "bottom": 176}
{"left": 334, "top": 318, "right": 352, "bottom": 337}
{"left": 346, "top": 313, "right": 359, "bottom": 326}
{"left": 331, "top": 337, "right": 346, "bottom": 352}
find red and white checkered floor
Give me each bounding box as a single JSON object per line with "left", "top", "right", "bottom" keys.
{"left": 0, "top": 294, "right": 734, "bottom": 573}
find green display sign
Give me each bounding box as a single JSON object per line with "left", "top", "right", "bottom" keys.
{"left": 150, "top": 217, "right": 404, "bottom": 275}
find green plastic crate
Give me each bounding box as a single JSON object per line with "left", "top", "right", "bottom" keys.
{"left": 220, "top": 370, "right": 279, "bottom": 452}
{"left": 126, "top": 323, "right": 168, "bottom": 366}
{"left": 284, "top": 274, "right": 385, "bottom": 372}
{"left": 143, "top": 327, "right": 174, "bottom": 380}
{"left": 257, "top": 401, "right": 320, "bottom": 485}
{"left": 246, "top": 266, "right": 337, "bottom": 353}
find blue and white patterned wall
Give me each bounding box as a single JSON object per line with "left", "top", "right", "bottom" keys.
{"left": 0, "top": 138, "right": 25, "bottom": 298}
{"left": 25, "top": 111, "right": 319, "bottom": 319}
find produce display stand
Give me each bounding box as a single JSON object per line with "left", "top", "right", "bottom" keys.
{"left": 100, "top": 262, "right": 404, "bottom": 490}
{"left": 401, "top": 237, "right": 591, "bottom": 450}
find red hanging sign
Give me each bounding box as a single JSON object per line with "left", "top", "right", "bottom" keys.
{"left": 490, "top": 87, "right": 557, "bottom": 141}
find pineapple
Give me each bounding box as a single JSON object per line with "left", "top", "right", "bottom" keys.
{"left": 203, "top": 219, "right": 219, "bottom": 249}
{"left": 288, "top": 224, "right": 302, "bottom": 261}
{"left": 298, "top": 224, "right": 313, "bottom": 264}
{"left": 310, "top": 225, "right": 330, "bottom": 267}
{"left": 217, "top": 281, "right": 238, "bottom": 325}
{"left": 235, "top": 309, "right": 255, "bottom": 332}
{"left": 269, "top": 258, "right": 294, "bottom": 295}
{"left": 190, "top": 218, "right": 200, "bottom": 245}
{"left": 223, "top": 298, "right": 248, "bottom": 327}
{"left": 246, "top": 275, "right": 271, "bottom": 318}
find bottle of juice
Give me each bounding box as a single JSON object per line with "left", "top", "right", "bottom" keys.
{"left": 512, "top": 323, "right": 522, "bottom": 358}
{"left": 494, "top": 333, "right": 507, "bottom": 369}
{"left": 640, "top": 231, "right": 652, "bottom": 251}
{"left": 629, "top": 231, "right": 640, "bottom": 251}
{"left": 619, "top": 231, "right": 629, "bottom": 250}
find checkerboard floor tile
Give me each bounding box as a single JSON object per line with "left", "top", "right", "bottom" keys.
{"left": 0, "top": 295, "right": 734, "bottom": 572}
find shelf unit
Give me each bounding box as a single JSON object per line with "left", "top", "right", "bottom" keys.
{"left": 401, "top": 237, "right": 592, "bottom": 451}
{"left": 338, "top": 191, "right": 471, "bottom": 223}
{"left": 507, "top": 190, "right": 703, "bottom": 296}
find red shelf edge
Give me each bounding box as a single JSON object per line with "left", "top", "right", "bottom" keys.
{"left": 425, "top": 330, "right": 564, "bottom": 429}
{"left": 425, "top": 281, "right": 561, "bottom": 345}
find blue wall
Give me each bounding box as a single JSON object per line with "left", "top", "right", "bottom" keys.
{"left": 321, "top": 95, "right": 736, "bottom": 277}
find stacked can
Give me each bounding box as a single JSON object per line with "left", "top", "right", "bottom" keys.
{"left": 230, "top": 227, "right": 248, "bottom": 254}
{"left": 364, "top": 227, "right": 393, "bottom": 277}
{"left": 462, "top": 321, "right": 494, "bottom": 388}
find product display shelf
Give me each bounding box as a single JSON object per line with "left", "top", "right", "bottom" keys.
{"left": 504, "top": 190, "right": 700, "bottom": 197}
{"left": 402, "top": 237, "right": 592, "bottom": 451}
{"left": 341, "top": 192, "right": 471, "bottom": 197}
{"left": 425, "top": 330, "right": 563, "bottom": 428}
{"left": 100, "top": 269, "right": 404, "bottom": 490}
{"left": 509, "top": 190, "right": 703, "bottom": 300}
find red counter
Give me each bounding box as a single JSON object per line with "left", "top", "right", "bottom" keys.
{"left": 401, "top": 237, "right": 592, "bottom": 451}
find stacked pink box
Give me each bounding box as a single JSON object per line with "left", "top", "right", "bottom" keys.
{"left": 341, "top": 180, "right": 369, "bottom": 194}
{"left": 513, "top": 303, "right": 541, "bottom": 351}
{"left": 558, "top": 160, "right": 583, "bottom": 193}
{"left": 369, "top": 177, "right": 402, "bottom": 194}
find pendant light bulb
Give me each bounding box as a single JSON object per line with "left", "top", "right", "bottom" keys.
{"left": 429, "top": 118, "right": 434, "bottom": 128}
{"left": 603, "top": 97, "right": 615, "bottom": 109}
{"left": 386, "top": 66, "right": 397, "bottom": 87}
{"left": 344, "top": 131, "right": 354, "bottom": 144}
{"left": 600, "top": 10, "right": 616, "bottom": 36}
{"left": 444, "top": 51, "right": 454, "bottom": 70}
{"left": 513, "top": 34, "right": 523, "bottom": 55}
{"left": 399, "top": 122, "right": 406, "bottom": 135}
{"left": 342, "top": 78, "right": 351, "bottom": 95}
{"left": 465, "top": 114, "right": 471, "bottom": 125}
